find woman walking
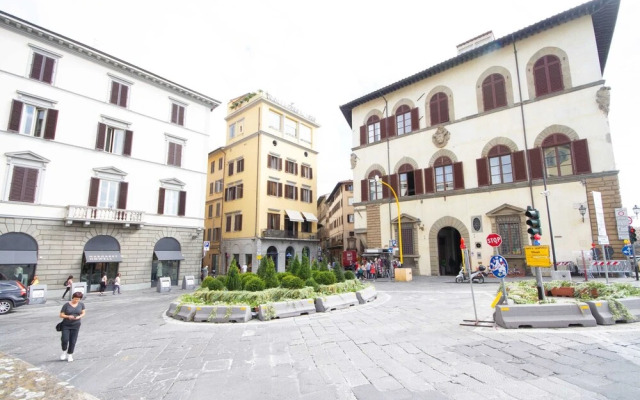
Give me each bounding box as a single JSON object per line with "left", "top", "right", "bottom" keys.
{"left": 99, "top": 272, "right": 107, "bottom": 295}
{"left": 61, "top": 275, "right": 73, "bottom": 299}
{"left": 112, "top": 272, "right": 121, "bottom": 295}
{"left": 59, "top": 291, "right": 86, "bottom": 362}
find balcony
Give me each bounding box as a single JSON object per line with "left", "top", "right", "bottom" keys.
{"left": 66, "top": 205, "right": 145, "bottom": 227}
{"left": 262, "top": 229, "right": 317, "bottom": 240}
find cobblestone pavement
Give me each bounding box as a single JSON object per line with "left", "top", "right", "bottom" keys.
{"left": 1, "top": 276, "right": 639, "bottom": 400}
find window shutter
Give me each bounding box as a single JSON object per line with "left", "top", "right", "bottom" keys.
{"left": 512, "top": 151, "right": 527, "bottom": 181}
{"left": 110, "top": 81, "right": 120, "bottom": 105}
{"left": 120, "top": 85, "right": 129, "bottom": 107}
{"left": 440, "top": 94, "right": 450, "bottom": 123}
{"left": 228, "top": 162, "right": 234, "bottom": 176}
{"left": 178, "top": 191, "right": 187, "bottom": 216}
{"left": 476, "top": 158, "right": 489, "bottom": 187}
{"left": 8, "top": 167, "right": 25, "bottom": 201}
{"left": 278, "top": 183, "right": 282, "bottom": 197}
{"left": 295, "top": 187, "right": 298, "bottom": 200}
{"left": 157, "top": 188, "right": 165, "bottom": 214}
{"left": 295, "top": 163, "right": 298, "bottom": 175}
{"left": 548, "top": 61, "right": 563, "bottom": 93}
{"left": 118, "top": 182, "right": 128, "bottom": 209}
{"left": 527, "top": 148, "right": 544, "bottom": 179}
{"left": 310, "top": 190, "right": 313, "bottom": 202}
{"left": 96, "top": 123, "right": 106, "bottom": 150}
{"left": 453, "top": 162, "right": 465, "bottom": 189}
{"left": 224, "top": 188, "right": 229, "bottom": 201}
{"left": 410, "top": 107, "right": 419, "bottom": 132}
{"left": 309, "top": 168, "right": 313, "bottom": 179}
{"left": 360, "top": 125, "right": 366, "bottom": 146}
{"left": 43, "top": 57, "right": 55, "bottom": 84}
{"left": 482, "top": 81, "right": 495, "bottom": 111}
{"left": 30, "top": 53, "right": 43, "bottom": 80}
{"left": 278, "top": 158, "right": 282, "bottom": 171}
{"left": 390, "top": 174, "right": 399, "bottom": 197}
{"left": 424, "top": 168, "right": 434, "bottom": 193}
{"left": 8, "top": 100, "right": 23, "bottom": 131}
{"left": 88, "top": 177, "right": 100, "bottom": 207}
{"left": 534, "top": 65, "right": 548, "bottom": 97}
{"left": 23, "top": 168, "right": 38, "bottom": 203}
{"left": 381, "top": 175, "right": 390, "bottom": 198}
{"left": 380, "top": 120, "right": 387, "bottom": 140}
{"left": 178, "top": 106, "right": 184, "bottom": 125}
{"left": 43, "top": 109, "right": 58, "bottom": 140}
{"left": 238, "top": 184, "right": 244, "bottom": 199}
{"left": 361, "top": 179, "right": 369, "bottom": 202}
{"left": 572, "top": 139, "right": 591, "bottom": 174}
{"left": 495, "top": 78, "right": 506, "bottom": 108}
{"left": 237, "top": 214, "right": 243, "bottom": 231}
{"left": 414, "top": 168, "right": 424, "bottom": 194}
{"left": 171, "top": 104, "right": 178, "bottom": 124}
{"left": 429, "top": 97, "right": 439, "bottom": 125}
{"left": 123, "top": 130, "right": 133, "bottom": 156}
{"left": 176, "top": 144, "right": 182, "bottom": 167}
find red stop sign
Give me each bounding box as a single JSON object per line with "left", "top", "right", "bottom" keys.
{"left": 486, "top": 233, "right": 502, "bottom": 247}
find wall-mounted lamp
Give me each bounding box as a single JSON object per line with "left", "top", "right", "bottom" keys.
{"left": 633, "top": 205, "right": 640, "bottom": 221}
{"left": 578, "top": 204, "right": 587, "bottom": 223}
{"left": 192, "top": 227, "right": 203, "bottom": 239}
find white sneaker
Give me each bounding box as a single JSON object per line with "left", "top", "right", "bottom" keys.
{"left": 67, "top": 354, "right": 73, "bottom": 362}
{"left": 60, "top": 351, "right": 67, "bottom": 360}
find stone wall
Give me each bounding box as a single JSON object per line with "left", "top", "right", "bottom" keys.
{"left": 365, "top": 204, "right": 381, "bottom": 248}
{"left": 585, "top": 174, "right": 624, "bottom": 254}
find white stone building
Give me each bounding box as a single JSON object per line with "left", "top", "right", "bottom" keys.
{"left": 340, "top": 0, "right": 622, "bottom": 276}
{"left": 0, "top": 11, "right": 220, "bottom": 292}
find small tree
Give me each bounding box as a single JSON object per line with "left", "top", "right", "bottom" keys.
{"left": 298, "top": 255, "right": 311, "bottom": 280}
{"left": 332, "top": 263, "right": 345, "bottom": 283}
{"left": 311, "top": 258, "right": 319, "bottom": 271}
{"left": 288, "top": 255, "right": 301, "bottom": 277}
{"left": 263, "top": 257, "right": 279, "bottom": 288}
{"left": 257, "top": 256, "right": 269, "bottom": 280}
{"left": 319, "top": 260, "right": 329, "bottom": 271}
{"left": 226, "top": 260, "right": 242, "bottom": 291}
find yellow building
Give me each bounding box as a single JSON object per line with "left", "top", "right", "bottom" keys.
{"left": 322, "top": 180, "right": 356, "bottom": 263}
{"left": 218, "top": 91, "right": 320, "bottom": 272}
{"left": 204, "top": 147, "right": 225, "bottom": 275}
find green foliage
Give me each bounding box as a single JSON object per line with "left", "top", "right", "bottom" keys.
{"left": 606, "top": 297, "right": 636, "bottom": 322}
{"left": 318, "top": 261, "right": 329, "bottom": 271}
{"left": 311, "top": 259, "right": 319, "bottom": 271}
{"left": 276, "top": 272, "right": 293, "bottom": 282}
{"left": 305, "top": 278, "right": 319, "bottom": 291}
{"left": 332, "top": 263, "right": 345, "bottom": 283}
{"left": 315, "top": 270, "right": 337, "bottom": 285}
{"left": 241, "top": 272, "right": 257, "bottom": 289}
{"left": 263, "top": 258, "right": 279, "bottom": 288}
{"left": 215, "top": 275, "right": 227, "bottom": 287}
{"left": 243, "top": 276, "right": 266, "bottom": 292}
{"left": 298, "top": 255, "right": 311, "bottom": 280}
{"left": 201, "top": 276, "right": 215, "bottom": 288}
{"left": 257, "top": 256, "right": 269, "bottom": 280}
{"left": 280, "top": 275, "right": 305, "bottom": 289}
{"left": 317, "top": 279, "right": 366, "bottom": 295}
{"left": 206, "top": 278, "right": 225, "bottom": 291}
{"left": 288, "top": 255, "right": 301, "bottom": 277}
{"left": 226, "top": 261, "right": 242, "bottom": 291}
{"left": 344, "top": 271, "right": 356, "bottom": 280}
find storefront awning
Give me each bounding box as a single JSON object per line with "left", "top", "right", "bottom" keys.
{"left": 285, "top": 209, "right": 304, "bottom": 222}
{"left": 84, "top": 251, "right": 122, "bottom": 263}
{"left": 155, "top": 251, "right": 185, "bottom": 261}
{"left": 301, "top": 212, "right": 318, "bottom": 222}
{"left": 0, "top": 250, "right": 37, "bottom": 264}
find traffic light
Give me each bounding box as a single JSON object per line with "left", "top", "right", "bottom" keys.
{"left": 525, "top": 206, "right": 542, "bottom": 237}
{"left": 630, "top": 226, "right": 637, "bottom": 243}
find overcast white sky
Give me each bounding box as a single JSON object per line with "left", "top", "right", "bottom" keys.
{"left": 2, "top": 0, "right": 638, "bottom": 214}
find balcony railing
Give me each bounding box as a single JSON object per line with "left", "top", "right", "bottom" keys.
{"left": 66, "top": 205, "right": 145, "bottom": 226}
{"left": 262, "top": 229, "right": 317, "bottom": 240}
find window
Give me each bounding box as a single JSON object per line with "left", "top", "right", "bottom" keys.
{"left": 434, "top": 157, "right": 454, "bottom": 192}
{"left": 268, "top": 110, "right": 282, "bottom": 130}
{"left": 8, "top": 100, "right": 58, "bottom": 139}
{"left": 482, "top": 74, "right": 507, "bottom": 111}
{"left": 285, "top": 184, "right": 297, "bottom": 200}
{"left": 225, "top": 184, "right": 243, "bottom": 201}
{"left": 210, "top": 161, "right": 215, "bottom": 173}
{"left": 228, "top": 162, "right": 234, "bottom": 176}
{"left": 234, "top": 214, "right": 243, "bottom": 231}
{"left": 171, "top": 103, "right": 185, "bottom": 126}
{"left": 285, "top": 160, "right": 297, "bottom": 174}
{"left": 347, "top": 214, "right": 354, "bottom": 223}
{"left": 368, "top": 170, "right": 383, "bottom": 200}
{"left": 109, "top": 80, "right": 129, "bottom": 108}
{"left": 367, "top": 116, "right": 381, "bottom": 143}
{"left": 87, "top": 177, "right": 129, "bottom": 209}
{"left": 488, "top": 145, "right": 513, "bottom": 184}
{"left": 284, "top": 118, "right": 297, "bottom": 137}
{"left": 212, "top": 228, "right": 221, "bottom": 242}
{"left": 268, "top": 155, "right": 282, "bottom": 170}
{"left": 395, "top": 105, "right": 412, "bottom": 135}
{"left": 268, "top": 213, "right": 280, "bottom": 230}
{"left": 208, "top": 204, "right": 213, "bottom": 218}
{"left": 96, "top": 123, "right": 132, "bottom": 156}
{"left": 398, "top": 164, "right": 416, "bottom": 196}
{"left": 226, "top": 215, "right": 232, "bottom": 232}
{"left": 429, "top": 92, "right": 450, "bottom": 125}
{"left": 301, "top": 220, "right": 312, "bottom": 233}
{"left": 301, "top": 165, "right": 313, "bottom": 179}
{"left": 229, "top": 123, "right": 236, "bottom": 139}
{"left": 348, "top": 197, "right": 354, "bottom": 206}
{"left": 497, "top": 216, "right": 523, "bottom": 255}
{"left": 157, "top": 188, "right": 186, "bottom": 216}
{"left": 209, "top": 182, "right": 214, "bottom": 195}
{"left": 218, "top": 158, "right": 223, "bottom": 170}
{"left": 267, "top": 181, "right": 282, "bottom": 197}
{"left": 167, "top": 140, "right": 183, "bottom": 167}
{"left": 215, "top": 202, "right": 221, "bottom": 217}
{"left": 534, "top": 55, "right": 563, "bottom": 97}
{"left": 236, "top": 159, "right": 244, "bottom": 173}
{"left": 301, "top": 188, "right": 313, "bottom": 203}
{"left": 299, "top": 124, "right": 311, "bottom": 143}
{"left": 214, "top": 179, "right": 223, "bottom": 193}
{"left": 542, "top": 134, "right": 572, "bottom": 177}
{"left": 29, "top": 52, "right": 56, "bottom": 84}
{"left": 8, "top": 166, "right": 39, "bottom": 203}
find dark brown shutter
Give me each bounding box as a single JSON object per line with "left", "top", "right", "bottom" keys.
{"left": 96, "top": 123, "right": 106, "bottom": 150}
{"left": 381, "top": 175, "right": 390, "bottom": 198}
{"left": 360, "top": 125, "right": 366, "bottom": 145}
{"left": 528, "top": 148, "right": 544, "bottom": 179}
{"left": 43, "top": 109, "right": 58, "bottom": 140}
{"left": 361, "top": 179, "right": 369, "bottom": 202}
{"left": 414, "top": 169, "right": 424, "bottom": 194}
{"left": 88, "top": 177, "right": 100, "bottom": 207}
{"left": 123, "top": 130, "right": 133, "bottom": 156}
{"left": 176, "top": 144, "right": 182, "bottom": 167}
{"left": 380, "top": 119, "right": 387, "bottom": 140}
{"left": 476, "top": 158, "right": 489, "bottom": 187}
{"left": 120, "top": 85, "right": 128, "bottom": 107}
{"left": 117, "top": 182, "right": 128, "bottom": 209}
{"left": 548, "top": 61, "right": 563, "bottom": 92}
{"left": 8, "top": 167, "right": 25, "bottom": 201}
{"left": 429, "top": 97, "right": 438, "bottom": 126}
{"left": 512, "top": 151, "right": 527, "bottom": 182}
{"left": 110, "top": 81, "right": 120, "bottom": 105}
{"left": 238, "top": 184, "right": 244, "bottom": 199}
{"left": 278, "top": 158, "right": 282, "bottom": 171}
{"left": 42, "top": 57, "right": 54, "bottom": 83}
{"left": 424, "top": 168, "right": 434, "bottom": 193}
{"left": 236, "top": 214, "right": 243, "bottom": 231}
{"left": 278, "top": 183, "right": 282, "bottom": 197}
{"left": 453, "top": 162, "right": 464, "bottom": 189}
{"left": 171, "top": 104, "right": 178, "bottom": 123}
{"left": 157, "top": 188, "right": 165, "bottom": 214}
{"left": 295, "top": 186, "right": 298, "bottom": 200}
{"left": 309, "top": 168, "right": 313, "bottom": 179}
{"left": 572, "top": 139, "right": 591, "bottom": 174}
{"left": 310, "top": 190, "right": 313, "bottom": 202}
{"left": 534, "top": 63, "right": 548, "bottom": 97}
{"left": 178, "top": 106, "right": 184, "bottom": 125}
{"left": 23, "top": 168, "right": 38, "bottom": 202}
{"left": 8, "top": 100, "right": 23, "bottom": 131}
{"left": 390, "top": 174, "right": 399, "bottom": 197}
{"left": 178, "top": 191, "right": 186, "bottom": 216}
{"left": 440, "top": 95, "right": 450, "bottom": 123}
{"left": 30, "top": 53, "right": 43, "bottom": 80}
{"left": 495, "top": 78, "right": 507, "bottom": 108}
{"left": 295, "top": 163, "right": 298, "bottom": 175}
{"left": 482, "top": 81, "right": 494, "bottom": 111}
{"left": 410, "top": 108, "right": 419, "bottom": 132}
{"left": 386, "top": 116, "right": 397, "bottom": 138}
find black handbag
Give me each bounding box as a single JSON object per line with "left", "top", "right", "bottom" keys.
{"left": 55, "top": 322, "right": 62, "bottom": 332}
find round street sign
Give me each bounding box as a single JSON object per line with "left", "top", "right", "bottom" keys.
{"left": 622, "top": 245, "right": 632, "bottom": 256}
{"left": 489, "top": 255, "right": 508, "bottom": 278}
{"left": 486, "top": 233, "right": 502, "bottom": 247}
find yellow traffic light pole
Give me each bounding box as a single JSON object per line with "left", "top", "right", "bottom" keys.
{"left": 375, "top": 176, "right": 403, "bottom": 265}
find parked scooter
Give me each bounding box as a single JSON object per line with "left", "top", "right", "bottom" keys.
{"left": 455, "top": 265, "right": 487, "bottom": 283}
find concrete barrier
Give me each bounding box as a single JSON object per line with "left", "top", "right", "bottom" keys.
{"left": 494, "top": 303, "right": 596, "bottom": 329}
{"left": 356, "top": 286, "right": 377, "bottom": 304}
{"left": 182, "top": 275, "right": 196, "bottom": 290}
{"left": 166, "top": 302, "right": 179, "bottom": 317}
{"left": 28, "top": 284, "right": 47, "bottom": 304}
{"left": 586, "top": 298, "right": 640, "bottom": 325}
{"left": 551, "top": 271, "right": 572, "bottom": 281}
{"left": 157, "top": 277, "right": 171, "bottom": 293}
{"left": 315, "top": 293, "right": 359, "bottom": 312}
{"left": 258, "top": 299, "right": 316, "bottom": 321}
{"left": 70, "top": 282, "right": 87, "bottom": 299}
{"left": 192, "top": 305, "right": 252, "bottom": 323}
{"left": 174, "top": 304, "right": 196, "bottom": 321}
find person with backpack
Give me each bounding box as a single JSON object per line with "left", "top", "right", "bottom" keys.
{"left": 61, "top": 275, "right": 73, "bottom": 299}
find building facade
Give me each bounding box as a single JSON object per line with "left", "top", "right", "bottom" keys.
{"left": 204, "top": 147, "right": 225, "bottom": 275}
{"left": 216, "top": 92, "right": 320, "bottom": 272}
{"left": 322, "top": 180, "right": 356, "bottom": 263}
{"left": 340, "top": 0, "right": 621, "bottom": 276}
{"left": 0, "top": 12, "right": 220, "bottom": 292}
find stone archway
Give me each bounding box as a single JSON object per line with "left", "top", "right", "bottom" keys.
{"left": 437, "top": 227, "right": 462, "bottom": 276}
{"left": 428, "top": 216, "right": 470, "bottom": 275}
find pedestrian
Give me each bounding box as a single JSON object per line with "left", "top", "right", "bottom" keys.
{"left": 371, "top": 261, "right": 376, "bottom": 281}
{"left": 241, "top": 264, "right": 247, "bottom": 274}
{"left": 99, "top": 272, "right": 107, "bottom": 296}
{"left": 201, "top": 265, "right": 208, "bottom": 281}
{"left": 61, "top": 275, "right": 73, "bottom": 299}
{"left": 59, "top": 291, "right": 85, "bottom": 362}
{"left": 112, "top": 273, "right": 121, "bottom": 295}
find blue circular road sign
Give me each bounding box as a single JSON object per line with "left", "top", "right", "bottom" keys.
{"left": 489, "top": 255, "right": 508, "bottom": 278}
{"left": 622, "top": 245, "right": 632, "bottom": 256}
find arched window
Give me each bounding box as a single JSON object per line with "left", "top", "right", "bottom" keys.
{"left": 368, "top": 170, "right": 383, "bottom": 200}
{"left": 542, "top": 133, "right": 572, "bottom": 177}
{"left": 534, "top": 55, "right": 563, "bottom": 97}
{"left": 429, "top": 92, "right": 449, "bottom": 125}
{"left": 366, "top": 116, "right": 381, "bottom": 143}
{"left": 434, "top": 157, "right": 454, "bottom": 192}
{"left": 488, "top": 145, "right": 513, "bottom": 184}
{"left": 395, "top": 105, "right": 412, "bottom": 135}
{"left": 482, "top": 74, "right": 507, "bottom": 111}
{"left": 398, "top": 164, "right": 415, "bottom": 196}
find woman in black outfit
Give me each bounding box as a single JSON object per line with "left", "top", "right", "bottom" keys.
{"left": 59, "top": 291, "right": 86, "bottom": 362}
{"left": 61, "top": 275, "right": 73, "bottom": 299}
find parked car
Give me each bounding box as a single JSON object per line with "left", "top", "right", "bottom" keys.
{"left": 0, "top": 280, "right": 28, "bottom": 315}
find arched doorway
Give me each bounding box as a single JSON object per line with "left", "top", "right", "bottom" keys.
{"left": 302, "top": 246, "right": 310, "bottom": 259}
{"left": 266, "top": 246, "right": 278, "bottom": 269}
{"left": 151, "top": 237, "right": 184, "bottom": 286}
{"left": 0, "top": 232, "right": 38, "bottom": 286}
{"left": 82, "top": 235, "right": 122, "bottom": 291}
{"left": 285, "top": 246, "right": 295, "bottom": 267}
{"left": 437, "top": 227, "right": 462, "bottom": 275}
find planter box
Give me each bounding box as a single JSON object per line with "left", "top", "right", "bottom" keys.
{"left": 315, "top": 292, "right": 358, "bottom": 312}
{"left": 586, "top": 297, "right": 640, "bottom": 325}
{"left": 395, "top": 268, "right": 412, "bottom": 282}
{"left": 258, "top": 298, "right": 316, "bottom": 321}
{"left": 494, "top": 302, "right": 596, "bottom": 329}
{"left": 192, "top": 304, "right": 252, "bottom": 323}
{"left": 356, "top": 286, "right": 377, "bottom": 304}
{"left": 550, "top": 287, "right": 575, "bottom": 297}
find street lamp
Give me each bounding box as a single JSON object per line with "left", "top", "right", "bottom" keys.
{"left": 578, "top": 204, "right": 587, "bottom": 223}
{"left": 373, "top": 175, "right": 403, "bottom": 265}
{"left": 633, "top": 205, "right": 640, "bottom": 221}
